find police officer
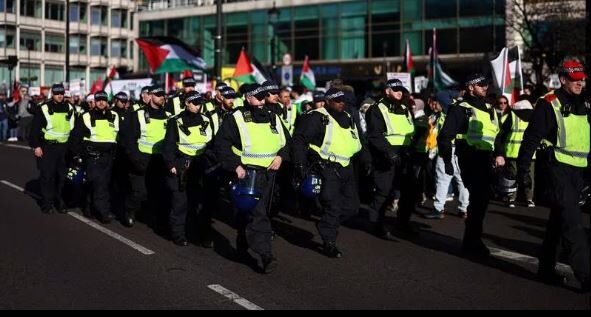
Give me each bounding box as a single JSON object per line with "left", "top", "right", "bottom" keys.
{"left": 517, "top": 61, "right": 590, "bottom": 292}
{"left": 166, "top": 78, "right": 196, "bottom": 116}
{"left": 132, "top": 86, "right": 151, "bottom": 111}
{"left": 30, "top": 83, "right": 75, "bottom": 214}
{"left": 209, "top": 86, "right": 237, "bottom": 136}
{"left": 162, "top": 91, "right": 214, "bottom": 247}
{"left": 70, "top": 91, "right": 119, "bottom": 223}
{"left": 111, "top": 92, "right": 130, "bottom": 122}
{"left": 215, "top": 83, "right": 290, "bottom": 273}
{"left": 495, "top": 97, "right": 535, "bottom": 208}
{"left": 110, "top": 91, "right": 131, "bottom": 218}
{"left": 122, "top": 86, "right": 171, "bottom": 228}
{"left": 292, "top": 88, "right": 363, "bottom": 258}
{"left": 277, "top": 87, "right": 298, "bottom": 135}
{"left": 438, "top": 73, "right": 502, "bottom": 258}
{"left": 204, "top": 83, "right": 229, "bottom": 113}
{"left": 366, "top": 79, "right": 417, "bottom": 240}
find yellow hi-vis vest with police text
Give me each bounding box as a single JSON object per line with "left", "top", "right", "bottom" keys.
{"left": 41, "top": 103, "right": 75, "bottom": 143}
{"left": 176, "top": 116, "right": 212, "bottom": 157}
{"left": 376, "top": 102, "right": 415, "bottom": 146}
{"left": 137, "top": 109, "right": 171, "bottom": 154}
{"left": 309, "top": 107, "right": 362, "bottom": 167}
{"left": 458, "top": 101, "right": 499, "bottom": 151}
{"left": 82, "top": 112, "right": 119, "bottom": 143}
{"left": 504, "top": 112, "right": 530, "bottom": 159}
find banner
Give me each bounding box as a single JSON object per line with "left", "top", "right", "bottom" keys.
{"left": 110, "top": 78, "right": 153, "bottom": 101}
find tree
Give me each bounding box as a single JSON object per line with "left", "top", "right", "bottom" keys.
{"left": 506, "top": 0, "right": 586, "bottom": 90}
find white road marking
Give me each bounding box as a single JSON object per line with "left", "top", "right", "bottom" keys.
{"left": 1, "top": 179, "right": 155, "bottom": 256}
{"left": 208, "top": 284, "right": 264, "bottom": 310}
{"left": 2, "top": 143, "right": 32, "bottom": 150}
{"left": 490, "top": 247, "right": 573, "bottom": 275}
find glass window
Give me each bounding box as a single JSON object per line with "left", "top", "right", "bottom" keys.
{"left": 495, "top": 0, "right": 506, "bottom": 16}
{"left": 45, "top": 2, "right": 65, "bottom": 21}
{"left": 130, "top": 12, "right": 134, "bottom": 30}
{"left": 70, "top": 3, "right": 79, "bottom": 22}
{"left": 19, "top": 31, "right": 41, "bottom": 51}
{"left": 122, "top": 10, "right": 128, "bottom": 28}
{"left": 372, "top": 0, "right": 400, "bottom": 14}
{"left": 69, "top": 35, "right": 80, "bottom": 54}
{"left": 80, "top": 4, "right": 87, "bottom": 23}
{"left": 1, "top": 0, "right": 16, "bottom": 13}
{"left": 402, "top": 0, "right": 422, "bottom": 21}
{"left": 20, "top": 0, "right": 41, "bottom": 18}
{"left": 460, "top": 26, "right": 494, "bottom": 53}
{"left": 19, "top": 64, "right": 41, "bottom": 86}
{"left": 272, "top": 7, "right": 292, "bottom": 63}
{"left": 250, "top": 11, "right": 267, "bottom": 63}
{"left": 101, "top": 6, "right": 108, "bottom": 26}
{"left": 225, "top": 24, "right": 248, "bottom": 64}
{"left": 372, "top": 7, "right": 401, "bottom": 58}
{"left": 45, "top": 34, "right": 64, "bottom": 53}
{"left": 111, "top": 40, "right": 121, "bottom": 57}
{"left": 321, "top": 4, "right": 339, "bottom": 60}
{"left": 129, "top": 41, "right": 133, "bottom": 59}
{"left": 203, "top": 16, "right": 215, "bottom": 67}
{"left": 0, "top": 27, "right": 16, "bottom": 48}
{"left": 70, "top": 67, "right": 86, "bottom": 81}
{"left": 459, "top": 0, "right": 492, "bottom": 17}
{"left": 45, "top": 66, "right": 64, "bottom": 86}
{"left": 91, "top": 6, "right": 101, "bottom": 25}
{"left": 340, "top": 2, "right": 367, "bottom": 60}
{"left": 403, "top": 31, "right": 423, "bottom": 56}
{"left": 90, "top": 38, "right": 102, "bottom": 56}
{"left": 89, "top": 68, "right": 104, "bottom": 84}
{"left": 425, "top": 28, "right": 457, "bottom": 54}
{"left": 294, "top": 6, "right": 319, "bottom": 61}
{"left": 111, "top": 9, "right": 121, "bottom": 28}
{"left": 425, "top": 0, "right": 457, "bottom": 20}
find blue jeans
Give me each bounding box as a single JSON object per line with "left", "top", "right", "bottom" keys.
{"left": 434, "top": 147, "right": 470, "bottom": 212}
{"left": 0, "top": 118, "right": 8, "bottom": 141}
{"left": 9, "top": 128, "right": 17, "bottom": 139}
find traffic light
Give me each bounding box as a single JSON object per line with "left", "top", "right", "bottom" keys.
{"left": 0, "top": 55, "right": 18, "bottom": 70}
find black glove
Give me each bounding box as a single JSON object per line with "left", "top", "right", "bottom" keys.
{"left": 444, "top": 160, "right": 454, "bottom": 176}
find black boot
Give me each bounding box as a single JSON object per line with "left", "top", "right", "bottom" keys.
{"left": 261, "top": 254, "right": 278, "bottom": 274}
{"left": 536, "top": 268, "right": 566, "bottom": 286}
{"left": 323, "top": 241, "right": 343, "bottom": 258}
{"left": 122, "top": 212, "right": 135, "bottom": 228}
{"left": 461, "top": 239, "right": 491, "bottom": 259}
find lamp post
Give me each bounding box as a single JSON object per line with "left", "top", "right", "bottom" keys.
{"left": 214, "top": 0, "right": 223, "bottom": 82}
{"left": 66, "top": 0, "right": 70, "bottom": 84}
{"left": 267, "top": 2, "right": 280, "bottom": 82}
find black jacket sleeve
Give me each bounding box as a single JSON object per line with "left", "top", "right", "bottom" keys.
{"left": 517, "top": 99, "right": 556, "bottom": 171}
{"left": 437, "top": 105, "right": 468, "bottom": 164}
{"left": 68, "top": 115, "right": 87, "bottom": 157}
{"left": 29, "top": 106, "right": 47, "bottom": 149}
{"left": 122, "top": 111, "right": 141, "bottom": 160}
{"left": 494, "top": 111, "right": 513, "bottom": 158}
{"left": 291, "top": 112, "right": 324, "bottom": 167}
{"left": 277, "top": 117, "right": 292, "bottom": 162}
{"left": 214, "top": 115, "right": 242, "bottom": 172}
{"left": 162, "top": 118, "right": 179, "bottom": 171}
{"left": 366, "top": 104, "right": 396, "bottom": 159}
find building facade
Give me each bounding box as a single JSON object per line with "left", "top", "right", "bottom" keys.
{"left": 0, "top": 0, "right": 136, "bottom": 88}
{"left": 136, "top": 0, "right": 506, "bottom": 82}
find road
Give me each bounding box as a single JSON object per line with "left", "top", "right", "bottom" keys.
{"left": 0, "top": 142, "right": 589, "bottom": 309}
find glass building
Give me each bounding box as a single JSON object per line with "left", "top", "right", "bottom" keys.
{"left": 137, "top": 0, "right": 506, "bottom": 82}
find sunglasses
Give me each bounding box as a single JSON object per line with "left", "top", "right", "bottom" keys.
{"left": 476, "top": 83, "right": 489, "bottom": 87}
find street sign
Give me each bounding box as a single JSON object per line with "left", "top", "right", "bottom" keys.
{"left": 281, "top": 65, "right": 293, "bottom": 87}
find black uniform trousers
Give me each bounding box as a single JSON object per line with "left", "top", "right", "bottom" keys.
{"left": 110, "top": 146, "right": 130, "bottom": 216}
{"left": 456, "top": 146, "right": 493, "bottom": 244}
{"left": 166, "top": 155, "right": 213, "bottom": 241}
{"left": 126, "top": 154, "right": 168, "bottom": 229}
{"left": 85, "top": 151, "right": 114, "bottom": 219}
{"left": 369, "top": 156, "right": 416, "bottom": 226}
{"left": 37, "top": 142, "right": 68, "bottom": 210}
{"left": 317, "top": 163, "right": 360, "bottom": 243}
{"left": 236, "top": 170, "right": 276, "bottom": 257}
{"left": 539, "top": 162, "right": 590, "bottom": 282}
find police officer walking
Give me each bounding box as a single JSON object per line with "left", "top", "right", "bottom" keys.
{"left": 132, "top": 86, "right": 152, "bottom": 111}
{"left": 122, "top": 86, "right": 171, "bottom": 228}
{"left": 208, "top": 86, "right": 237, "bottom": 136}
{"left": 438, "top": 73, "right": 502, "bottom": 258}
{"left": 70, "top": 91, "right": 119, "bottom": 223}
{"left": 517, "top": 61, "right": 590, "bottom": 292}
{"left": 111, "top": 92, "right": 131, "bottom": 122}
{"left": 166, "top": 77, "right": 197, "bottom": 116}
{"left": 366, "top": 79, "right": 417, "bottom": 239}
{"left": 30, "top": 84, "right": 75, "bottom": 214}
{"left": 162, "top": 91, "right": 214, "bottom": 247}
{"left": 292, "top": 88, "right": 363, "bottom": 258}
{"left": 215, "top": 83, "right": 290, "bottom": 273}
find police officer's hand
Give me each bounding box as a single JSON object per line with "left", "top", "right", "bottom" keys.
{"left": 494, "top": 156, "right": 506, "bottom": 168}
{"left": 34, "top": 147, "right": 43, "bottom": 158}
{"left": 170, "top": 167, "right": 177, "bottom": 175}
{"left": 444, "top": 160, "right": 454, "bottom": 176}
{"left": 268, "top": 156, "right": 282, "bottom": 171}
{"left": 236, "top": 165, "right": 246, "bottom": 179}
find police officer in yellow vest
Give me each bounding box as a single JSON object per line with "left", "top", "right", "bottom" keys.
{"left": 132, "top": 86, "right": 151, "bottom": 112}
{"left": 204, "top": 83, "right": 228, "bottom": 113}
{"left": 110, "top": 91, "right": 132, "bottom": 217}
{"left": 30, "top": 83, "right": 75, "bottom": 214}
{"left": 366, "top": 79, "right": 417, "bottom": 240}
{"left": 111, "top": 92, "right": 131, "bottom": 123}
{"left": 215, "top": 83, "right": 290, "bottom": 273}
{"left": 495, "top": 98, "right": 535, "bottom": 208}
{"left": 208, "top": 86, "right": 237, "bottom": 136}
{"left": 438, "top": 73, "right": 502, "bottom": 258}
{"left": 165, "top": 77, "right": 196, "bottom": 116}
{"left": 122, "top": 86, "right": 171, "bottom": 228}
{"left": 162, "top": 91, "right": 214, "bottom": 247}
{"left": 517, "top": 61, "right": 590, "bottom": 292}
{"left": 292, "top": 88, "right": 363, "bottom": 258}
{"left": 69, "top": 91, "right": 119, "bottom": 223}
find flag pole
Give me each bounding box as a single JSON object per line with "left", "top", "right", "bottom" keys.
{"left": 165, "top": 72, "right": 169, "bottom": 94}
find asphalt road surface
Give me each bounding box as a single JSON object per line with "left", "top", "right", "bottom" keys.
{"left": 0, "top": 142, "right": 589, "bottom": 310}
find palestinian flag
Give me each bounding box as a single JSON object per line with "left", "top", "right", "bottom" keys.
{"left": 300, "top": 56, "right": 316, "bottom": 90}
{"left": 103, "top": 66, "right": 118, "bottom": 101}
{"left": 232, "top": 48, "right": 268, "bottom": 84}
{"left": 404, "top": 39, "right": 415, "bottom": 76}
{"left": 136, "top": 37, "right": 207, "bottom": 74}
{"left": 490, "top": 46, "right": 523, "bottom": 104}
{"left": 427, "top": 29, "right": 458, "bottom": 91}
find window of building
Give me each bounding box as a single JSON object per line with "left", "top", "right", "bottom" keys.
{"left": 111, "top": 39, "right": 127, "bottom": 58}
{"left": 69, "top": 35, "right": 85, "bottom": 54}
{"left": 45, "top": 65, "right": 64, "bottom": 85}
{"left": 111, "top": 9, "right": 121, "bottom": 28}
{"left": 402, "top": 0, "right": 422, "bottom": 21}
{"left": 425, "top": 28, "right": 457, "bottom": 54}
{"left": 19, "top": 31, "right": 41, "bottom": 51}
{"left": 45, "top": 34, "right": 64, "bottom": 53}
{"left": 371, "top": 1, "right": 401, "bottom": 58}
{"left": 459, "top": 0, "right": 493, "bottom": 17}
{"left": 122, "top": 10, "right": 128, "bottom": 28}
{"left": 320, "top": 4, "right": 339, "bottom": 60}
{"left": 294, "top": 6, "right": 319, "bottom": 61}
{"left": 20, "top": 0, "right": 41, "bottom": 18}
{"left": 1, "top": 0, "right": 16, "bottom": 13}
{"left": 224, "top": 12, "right": 248, "bottom": 64}
{"left": 249, "top": 11, "right": 268, "bottom": 63}
{"left": 70, "top": 3, "right": 79, "bottom": 22}
{"left": 19, "top": 64, "right": 41, "bottom": 86}
{"left": 70, "top": 67, "right": 86, "bottom": 81}
{"left": 45, "top": 2, "right": 65, "bottom": 21}
{"left": 129, "top": 40, "right": 133, "bottom": 59}
{"left": 0, "top": 27, "right": 16, "bottom": 48}
{"left": 460, "top": 26, "right": 494, "bottom": 53}
{"left": 89, "top": 68, "right": 104, "bottom": 84}
{"left": 425, "top": 0, "right": 457, "bottom": 20}
{"left": 130, "top": 12, "right": 134, "bottom": 30}
{"left": 91, "top": 6, "right": 101, "bottom": 25}
{"left": 340, "top": 2, "right": 367, "bottom": 59}
{"left": 90, "top": 37, "right": 107, "bottom": 56}
{"left": 403, "top": 31, "right": 423, "bottom": 57}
